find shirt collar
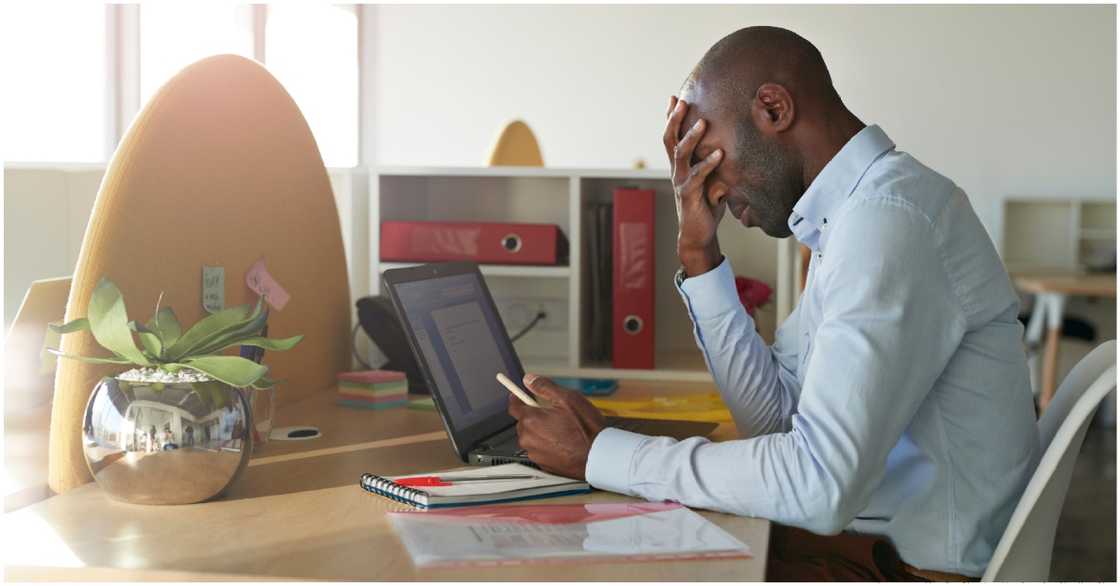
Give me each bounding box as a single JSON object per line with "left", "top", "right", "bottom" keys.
{"left": 787, "top": 124, "right": 895, "bottom": 251}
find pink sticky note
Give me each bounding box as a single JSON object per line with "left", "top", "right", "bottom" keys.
{"left": 245, "top": 259, "right": 291, "bottom": 310}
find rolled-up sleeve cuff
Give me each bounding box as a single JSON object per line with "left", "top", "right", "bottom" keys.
{"left": 675, "top": 257, "right": 742, "bottom": 320}
{"left": 585, "top": 427, "right": 648, "bottom": 495}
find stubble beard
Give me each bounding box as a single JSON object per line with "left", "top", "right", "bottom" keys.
{"left": 734, "top": 122, "right": 803, "bottom": 238}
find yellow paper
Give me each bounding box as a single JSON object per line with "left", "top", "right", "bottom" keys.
{"left": 589, "top": 392, "right": 733, "bottom": 423}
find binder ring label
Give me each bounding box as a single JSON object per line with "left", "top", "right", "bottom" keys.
{"left": 623, "top": 315, "right": 644, "bottom": 335}
{"left": 501, "top": 233, "right": 523, "bottom": 253}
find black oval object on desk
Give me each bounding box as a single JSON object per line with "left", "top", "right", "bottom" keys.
{"left": 269, "top": 426, "right": 321, "bottom": 441}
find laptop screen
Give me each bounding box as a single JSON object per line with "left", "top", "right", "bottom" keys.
{"left": 393, "top": 272, "right": 524, "bottom": 432}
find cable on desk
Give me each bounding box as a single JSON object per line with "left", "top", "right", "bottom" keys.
{"left": 510, "top": 311, "right": 547, "bottom": 343}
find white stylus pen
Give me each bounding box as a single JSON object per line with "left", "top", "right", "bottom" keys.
{"left": 496, "top": 372, "right": 542, "bottom": 408}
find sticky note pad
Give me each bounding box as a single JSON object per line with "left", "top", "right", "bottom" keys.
{"left": 246, "top": 258, "right": 291, "bottom": 310}
{"left": 202, "top": 265, "right": 225, "bottom": 313}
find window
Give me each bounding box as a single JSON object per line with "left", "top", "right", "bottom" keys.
{"left": 1, "top": 3, "right": 106, "bottom": 162}
{"left": 2, "top": 4, "right": 359, "bottom": 164}
{"left": 139, "top": 3, "right": 254, "bottom": 104}
{"left": 266, "top": 4, "right": 359, "bottom": 167}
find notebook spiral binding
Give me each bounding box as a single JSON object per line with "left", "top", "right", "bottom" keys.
{"left": 360, "top": 473, "right": 430, "bottom": 509}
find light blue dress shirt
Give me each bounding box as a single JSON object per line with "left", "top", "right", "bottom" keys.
{"left": 585, "top": 125, "right": 1041, "bottom": 576}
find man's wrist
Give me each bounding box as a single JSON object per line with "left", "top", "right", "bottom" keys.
{"left": 678, "top": 246, "right": 723, "bottom": 280}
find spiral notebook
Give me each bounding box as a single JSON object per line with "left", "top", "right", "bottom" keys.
{"left": 359, "top": 463, "right": 591, "bottom": 510}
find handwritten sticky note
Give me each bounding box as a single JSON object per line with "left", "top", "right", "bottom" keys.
{"left": 246, "top": 258, "right": 290, "bottom": 311}
{"left": 202, "top": 266, "right": 225, "bottom": 313}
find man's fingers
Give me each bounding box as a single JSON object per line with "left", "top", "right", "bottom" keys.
{"left": 508, "top": 395, "right": 525, "bottom": 419}
{"left": 662, "top": 99, "right": 688, "bottom": 155}
{"left": 522, "top": 373, "right": 567, "bottom": 402}
{"left": 675, "top": 119, "right": 706, "bottom": 160}
{"left": 672, "top": 118, "right": 707, "bottom": 181}
{"left": 666, "top": 95, "right": 679, "bottom": 118}
{"left": 685, "top": 149, "right": 722, "bottom": 187}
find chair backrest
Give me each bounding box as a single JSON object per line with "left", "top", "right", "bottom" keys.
{"left": 48, "top": 55, "right": 351, "bottom": 494}
{"left": 5, "top": 277, "right": 72, "bottom": 411}
{"left": 487, "top": 119, "right": 543, "bottom": 166}
{"left": 982, "top": 340, "right": 1116, "bottom": 581}
{"left": 1038, "top": 340, "right": 1117, "bottom": 450}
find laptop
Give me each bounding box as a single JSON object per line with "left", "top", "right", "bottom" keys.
{"left": 382, "top": 261, "right": 718, "bottom": 466}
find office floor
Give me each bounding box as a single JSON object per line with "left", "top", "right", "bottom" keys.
{"left": 1050, "top": 424, "right": 1116, "bottom": 581}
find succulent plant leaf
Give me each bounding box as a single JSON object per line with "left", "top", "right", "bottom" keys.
{"left": 138, "top": 331, "right": 164, "bottom": 359}
{"left": 87, "top": 278, "right": 150, "bottom": 366}
{"left": 250, "top": 375, "right": 280, "bottom": 390}
{"left": 49, "top": 318, "right": 90, "bottom": 334}
{"left": 147, "top": 307, "right": 182, "bottom": 348}
{"left": 189, "top": 310, "right": 275, "bottom": 356}
{"left": 214, "top": 334, "right": 304, "bottom": 354}
{"left": 46, "top": 348, "right": 135, "bottom": 365}
{"left": 50, "top": 279, "right": 300, "bottom": 389}
{"left": 177, "top": 355, "right": 269, "bottom": 388}
{"left": 127, "top": 320, "right": 164, "bottom": 358}
{"left": 164, "top": 303, "right": 253, "bottom": 360}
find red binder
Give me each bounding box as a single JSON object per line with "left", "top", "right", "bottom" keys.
{"left": 612, "top": 188, "right": 655, "bottom": 369}
{"left": 380, "top": 221, "right": 568, "bottom": 265}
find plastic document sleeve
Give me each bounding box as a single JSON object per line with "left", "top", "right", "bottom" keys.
{"left": 387, "top": 502, "right": 752, "bottom": 568}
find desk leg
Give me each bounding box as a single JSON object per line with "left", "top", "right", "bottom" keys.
{"left": 1040, "top": 327, "right": 1061, "bottom": 411}
{"left": 1038, "top": 293, "right": 1067, "bottom": 413}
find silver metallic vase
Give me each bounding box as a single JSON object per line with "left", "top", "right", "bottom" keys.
{"left": 81, "top": 375, "right": 252, "bottom": 505}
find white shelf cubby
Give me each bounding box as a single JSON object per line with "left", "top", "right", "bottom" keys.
{"left": 370, "top": 166, "right": 792, "bottom": 382}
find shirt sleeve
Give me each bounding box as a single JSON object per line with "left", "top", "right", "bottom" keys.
{"left": 674, "top": 257, "right": 800, "bottom": 438}
{"left": 585, "top": 198, "right": 968, "bottom": 534}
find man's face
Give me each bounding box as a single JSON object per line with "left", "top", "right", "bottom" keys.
{"left": 679, "top": 83, "right": 802, "bottom": 238}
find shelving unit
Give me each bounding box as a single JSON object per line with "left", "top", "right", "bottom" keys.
{"left": 994, "top": 196, "right": 1117, "bottom": 274}
{"left": 369, "top": 166, "right": 792, "bottom": 382}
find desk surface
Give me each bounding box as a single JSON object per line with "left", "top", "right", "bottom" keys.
{"left": 3, "top": 381, "right": 769, "bottom": 581}
{"left": 1013, "top": 272, "right": 1117, "bottom": 297}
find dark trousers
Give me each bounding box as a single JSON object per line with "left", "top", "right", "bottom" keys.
{"left": 766, "top": 524, "right": 978, "bottom": 582}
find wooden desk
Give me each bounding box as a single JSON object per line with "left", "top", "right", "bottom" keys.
{"left": 3, "top": 381, "right": 769, "bottom": 581}
{"left": 1013, "top": 273, "right": 1117, "bottom": 410}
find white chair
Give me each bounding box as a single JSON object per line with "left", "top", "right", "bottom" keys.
{"left": 982, "top": 340, "right": 1116, "bottom": 581}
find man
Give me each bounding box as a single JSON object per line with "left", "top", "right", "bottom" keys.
{"left": 508, "top": 26, "right": 1040, "bottom": 580}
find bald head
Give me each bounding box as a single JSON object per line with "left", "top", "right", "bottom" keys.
{"left": 670, "top": 27, "right": 864, "bottom": 238}
{"left": 684, "top": 26, "right": 841, "bottom": 120}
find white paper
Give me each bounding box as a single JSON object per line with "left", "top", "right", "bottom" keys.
{"left": 388, "top": 502, "right": 751, "bottom": 567}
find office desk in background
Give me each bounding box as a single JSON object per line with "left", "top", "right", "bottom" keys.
{"left": 3, "top": 381, "right": 769, "bottom": 581}
{"left": 1015, "top": 273, "right": 1117, "bottom": 411}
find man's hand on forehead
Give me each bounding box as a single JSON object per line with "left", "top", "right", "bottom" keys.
{"left": 664, "top": 94, "right": 725, "bottom": 277}
{"left": 672, "top": 101, "right": 716, "bottom": 165}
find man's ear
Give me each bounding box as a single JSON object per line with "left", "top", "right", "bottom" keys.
{"left": 706, "top": 179, "right": 729, "bottom": 208}
{"left": 751, "top": 82, "right": 795, "bottom": 135}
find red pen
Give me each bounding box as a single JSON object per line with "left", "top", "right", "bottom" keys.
{"left": 395, "top": 475, "right": 539, "bottom": 487}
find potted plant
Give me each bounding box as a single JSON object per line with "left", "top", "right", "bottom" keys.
{"left": 50, "top": 277, "right": 302, "bottom": 505}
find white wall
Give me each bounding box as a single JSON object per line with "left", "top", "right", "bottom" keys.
{"left": 369, "top": 4, "right": 1117, "bottom": 234}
